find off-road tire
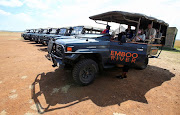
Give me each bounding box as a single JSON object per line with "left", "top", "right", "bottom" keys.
{"left": 72, "top": 59, "right": 98, "bottom": 86}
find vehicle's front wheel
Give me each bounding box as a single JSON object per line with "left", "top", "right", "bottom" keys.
{"left": 72, "top": 59, "right": 98, "bottom": 86}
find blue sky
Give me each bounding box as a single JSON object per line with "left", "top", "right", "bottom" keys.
{"left": 0, "top": 0, "right": 179, "bottom": 39}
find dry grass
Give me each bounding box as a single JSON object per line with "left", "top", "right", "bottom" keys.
{"left": 174, "top": 40, "right": 180, "bottom": 49}
{"left": 0, "top": 31, "right": 21, "bottom": 36}
{"left": 0, "top": 31, "right": 22, "bottom": 40}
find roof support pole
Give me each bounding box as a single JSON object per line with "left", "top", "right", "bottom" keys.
{"left": 94, "top": 20, "right": 108, "bottom": 25}
{"left": 119, "top": 24, "right": 121, "bottom": 33}
{"left": 151, "top": 21, "right": 154, "bottom": 27}
{"left": 159, "top": 24, "right": 161, "bottom": 31}
{"left": 135, "top": 18, "right": 141, "bottom": 42}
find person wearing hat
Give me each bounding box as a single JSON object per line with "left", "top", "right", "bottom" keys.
{"left": 102, "top": 25, "right": 110, "bottom": 34}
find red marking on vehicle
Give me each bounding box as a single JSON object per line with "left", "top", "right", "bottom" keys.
{"left": 110, "top": 51, "right": 138, "bottom": 63}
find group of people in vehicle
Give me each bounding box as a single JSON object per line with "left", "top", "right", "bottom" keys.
{"left": 100, "top": 23, "right": 162, "bottom": 79}
{"left": 102, "top": 24, "right": 162, "bottom": 44}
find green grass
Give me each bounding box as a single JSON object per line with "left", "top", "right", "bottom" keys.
{"left": 163, "top": 40, "right": 180, "bottom": 53}
{"left": 174, "top": 40, "right": 180, "bottom": 49}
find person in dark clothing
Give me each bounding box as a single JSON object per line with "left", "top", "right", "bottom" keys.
{"left": 102, "top": 25, "right": 110, "bottom": 34}
{"left": 118, "top": 32, "right": 126, "bottom": 43}
{"left": 125, "top": 25, "right": 133, "bottom": 39}
{"left": 116, "top": 31, "right": 130, "bottom": 79}
{"left": 116, "top": 65, "right": 129, "bottom": 79}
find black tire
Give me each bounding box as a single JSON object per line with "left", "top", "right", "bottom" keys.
{"left": 136, "top": 57, "right": 149, "bottom": 70}
{"left": 72, "top": 59, "right": 99, "bottom": 86}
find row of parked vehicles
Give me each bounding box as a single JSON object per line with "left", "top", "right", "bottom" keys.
{"left": 22, "top": 11, "right": 169, "bottom": 86}
{"left": 22, "top": 26, "right": 103, "bottom": 45}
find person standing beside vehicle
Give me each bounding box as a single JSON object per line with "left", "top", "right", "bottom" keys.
{"left": 116, "top": 65, "right": 129, "bottom": 79}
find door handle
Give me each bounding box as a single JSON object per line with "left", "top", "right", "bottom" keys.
{"left": 137, "top": 48, "right": 143, "bottom": 51}
{"left": 118, "top": 42, "right": 123, "bottom": 45}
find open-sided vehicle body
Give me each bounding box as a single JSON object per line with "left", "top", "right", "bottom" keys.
{"left": 23, "top": 29, "right": 35, "bottom": 40}
{"left": 47, "top": 27, "right": 74, "bottom": 44}
{"left": 34, "top": 28, "right": 51, "bottom": 43}
{"left": 38, "top": 28, "right": 53, "bottom": 44}
{"left": 47, "top": 26, "right": 104, "bottom": 53}
{"left": 42, "top": 27, "right": 72, "bottom": 45}
{"left": 47, "top": 11, "right": 168, "bottom": 85}
{"left": 40, "top": 28, "right": 60, "bottom": 45}
{"left": 31, "top": 29, "right": 42, "bottom": 42}
{"left": 21, "top": 29, "right": 30, "bottom": 40}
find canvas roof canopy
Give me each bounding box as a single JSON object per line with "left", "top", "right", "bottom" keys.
{"left": 89, "top": 11, "right": 169, "bottom": 27}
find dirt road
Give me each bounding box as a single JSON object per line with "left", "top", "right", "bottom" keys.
{"left": 0, "top": 32, "right": 180, "bottom": 115}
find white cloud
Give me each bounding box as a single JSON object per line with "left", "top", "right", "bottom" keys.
{"left": 0, "top": 0, "right": 179, "bottom": 39}
{"left": 23, "top": 0, "right": 60, "bottom": 10}
{"left": 0, "top": 10, "right": 34, "bottom": 31}
{"left": 14, "top": 13, "right": 34, "bottom": 22}
{"left": 0, "top": 9, "right": 11, "bottom": 15}
{"left": 24, "top": 0, "right": 49, "bottom": 10}
{"left": 0, "top": 0, "right": 23, "bottom": 7}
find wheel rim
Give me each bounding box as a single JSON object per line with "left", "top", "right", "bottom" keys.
{"left": 79, "top": 64, "right": 95, "bottom": 83}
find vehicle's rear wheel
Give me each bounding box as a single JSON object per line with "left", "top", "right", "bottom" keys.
{"left": 72, "top": 59, "right": 98, "bottom": 86}
{"left": 136, "top": 57, "right": 148, "bottom": 70}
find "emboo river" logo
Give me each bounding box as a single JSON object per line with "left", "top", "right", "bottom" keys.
{"left": 110, "top": 50, "right": 138, "bottom": 63}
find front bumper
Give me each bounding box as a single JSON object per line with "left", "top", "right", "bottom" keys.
{"left": 46, "top": 53, "right": 64, "bottom": 68}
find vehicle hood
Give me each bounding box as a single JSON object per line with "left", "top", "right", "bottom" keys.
{"left": 55, "top": 38, "right": 99, "bottom": 45}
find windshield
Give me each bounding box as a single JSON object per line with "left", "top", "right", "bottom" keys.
{"left": 35, "top": 30, "right": 39, "bottom": 33}
{"left": 50, "top": 29, "right": 57, "bottom": 34}
{"left": 59, "top": 28, "right": 67, "bottom": 35}
{"left": 43, "top": 29, "right": 48, "bottom": 33}
{"left": 71, "top": 26, "right": 83, "bottom": 35}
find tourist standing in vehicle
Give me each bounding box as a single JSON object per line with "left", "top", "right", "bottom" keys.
{"left": 156, "top": 29, "right": 162, "bottom": 38}
{"left": 102, "top": 25, "right": 110, "bottom": 34}
{"left": 145, "top": 24, "right": 156, "bottom": 39}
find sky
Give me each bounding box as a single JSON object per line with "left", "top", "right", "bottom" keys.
{"left": 0, "top": 0, "right": 180, "bottom": 39}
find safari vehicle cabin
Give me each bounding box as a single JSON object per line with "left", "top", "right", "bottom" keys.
{"left": 89, "top": 11, "right": 169, "bottom": 57}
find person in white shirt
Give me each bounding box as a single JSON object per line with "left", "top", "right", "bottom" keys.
{"left": 135, "top": 29, "right": 145, "bottom": 42}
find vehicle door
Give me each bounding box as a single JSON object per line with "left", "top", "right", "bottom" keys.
{"left": 108, "top": 41, "right": 147, "bottom": 65}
